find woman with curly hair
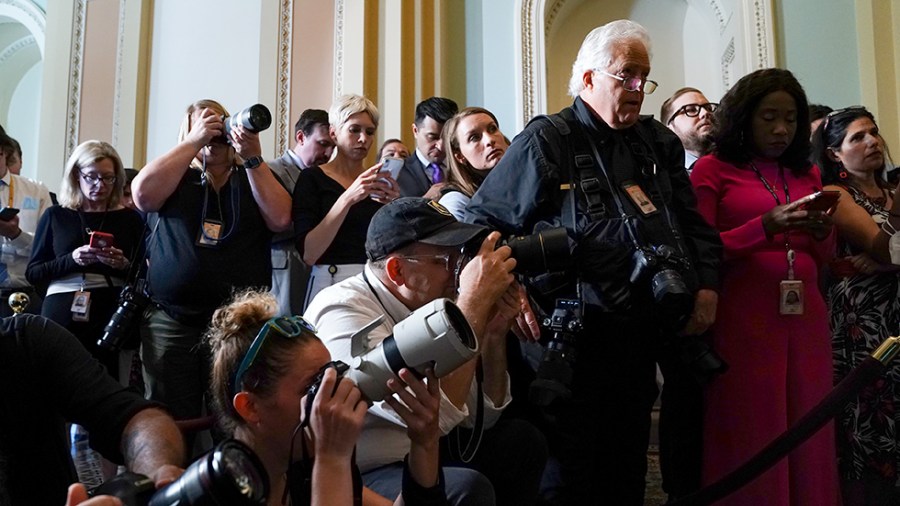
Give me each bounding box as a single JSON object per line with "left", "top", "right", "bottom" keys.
{"left": 207, "top": 289, "right": 448, "bottom": 506}
{"left": 812, "top": 106, "right": 900, "bottom": 505}
{"left": 690, "top": 68, "right": 839, "bottom": 505}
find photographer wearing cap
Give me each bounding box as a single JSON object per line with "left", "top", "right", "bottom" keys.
{"left": 465, "top": 20, "right": 722, "bottom": 505}
{"left": 132, "top": 99, "right": 291, "bottom": 439}
{"left": 0, "top": 314, "right": 184, "bottom": 506}
{"left": 304, "top": 197, "right": 547, "bottom": 506}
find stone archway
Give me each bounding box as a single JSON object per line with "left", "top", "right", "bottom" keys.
{"left": 513, "top": 0, "right": 775, "bottom": 130}
{"left": 0, "top": 0, "right": 46, "bottom": 180}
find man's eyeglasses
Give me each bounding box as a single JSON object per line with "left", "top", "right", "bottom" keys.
{"left": 398, "top": 254, "right": 459, "bottom": 271}
{"left": 667, "top": 103, "right": 718, "bottom": 124}
{"left": 231, "top": 315, "right": 317, "bottom": 397}
{"left": 595, "top": 70, "right": 658, "bottom": 95}
{"left": 80, "top": 172, "right": 117, "bottom": 186}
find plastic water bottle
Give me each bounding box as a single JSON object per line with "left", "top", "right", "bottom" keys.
{"left": 70, "top": 424, "right": 105, "bottom": 488}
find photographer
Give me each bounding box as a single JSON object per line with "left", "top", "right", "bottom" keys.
{"left": 304, "top": 198, "right": 547, "bottom": 506}
{"left": 207, "top": 289, "right": 448, "bottom": 506}
{"left": 0, "top": 314, "right": 184, "bottom": 506}
{"left": 132, "top": 99, "right": 291, "bottom": 434}
{"left": 465, "top": 20, "right": 722, "bottom": 505}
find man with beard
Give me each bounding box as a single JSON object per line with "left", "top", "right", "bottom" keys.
{"left": 661, "top": 87, "right": 717, "bottom": 171}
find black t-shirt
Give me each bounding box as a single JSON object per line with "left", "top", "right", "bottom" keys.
{"left": 147, "top": 169, "right": 273, "bottom": 325}
{"left": 26, "top": 206, "right": 146, "bottom": 288}
{"left": 0, "top": 315, "right": 157, "bottom": 505}
{"left": 292, "top": 166, "right": 383, "bottom": 265}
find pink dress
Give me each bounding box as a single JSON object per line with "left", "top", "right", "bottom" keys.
{"left": 690, "top": 155, "right": 839, "bottom": 505}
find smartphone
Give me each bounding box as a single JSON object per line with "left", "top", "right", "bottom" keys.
{"left": 0, "top": 207, "right": 19, "bottom": 221}
{"left": 89, "top": 231, "right": 115, "bottom": 249}
{"left": 798, "top": 190, "right": 840, "bottom": 212}
{"left": 380, "top": 157, "right": 405, "bottom": 180}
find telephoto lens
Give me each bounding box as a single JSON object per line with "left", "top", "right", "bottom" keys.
{"left": 148, "top": 439, "right": 269, "bottom": 506}
{"left": 223, "top": 104, "right": 272, "bottom": 137}
{"left": 502, "top": 226, "right": 571, "bottom": 275}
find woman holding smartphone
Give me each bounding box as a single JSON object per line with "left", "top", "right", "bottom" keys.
{"left": 292, "top": 94, "right": 399, "bottom": 311}
{"left": 812, "top": 106, "right": 900, "bottom": 505}
{"left": 26, "top": 140, "right": 144, "bottom": 380}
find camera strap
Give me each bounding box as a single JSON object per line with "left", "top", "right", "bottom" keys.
{"left": 449, "top": 358, "right": 485, "bottom": 463}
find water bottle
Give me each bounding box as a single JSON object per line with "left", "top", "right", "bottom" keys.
{"left": 70, "top": 424, "right": 105, "bottom": 488}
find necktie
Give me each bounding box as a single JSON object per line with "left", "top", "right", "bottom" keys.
{"left": 429, "top": 163, "right": 443, "bottom": 184}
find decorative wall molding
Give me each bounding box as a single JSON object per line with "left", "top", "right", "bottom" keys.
{"left": 721, "top": 37, "right": 735, "bottom": 88}
{"left": 0, "top": 0, "right": 46, "bottom": 55}
{"left": 749, "top": 0, "right": 771, "bottom": 68}
{"left": 112, "top": 0, "right": 126, "bottom": 147}
{"left": 544, "top": 0, "right": 566, "bottom": 38}
{"left": 65, "top": 0, "right": 87, "bottom": 159}
{"left": 0, "top": 35, "right": 35, "bottom": 65}
{"left": 276, "top": 0, "right": 293, "bottom": 155}
{"left": 333, "top": 0, "right": 345, "bottom": 99}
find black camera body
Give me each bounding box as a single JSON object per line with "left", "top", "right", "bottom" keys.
{"left": 629, "top": 244, "right": 694, "bottom": 332}
{"left": 529, "top": 298, "right": 582, "bottom": 407}
{"left": 98, "top": 280, "right": 150, "bottom": 351}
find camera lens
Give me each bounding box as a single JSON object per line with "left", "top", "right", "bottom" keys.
{"left": 148, "top": 439, "right": 268, "bottom": 506}
{"left": 504, "top": 227, "right": 570, "bottom": 275}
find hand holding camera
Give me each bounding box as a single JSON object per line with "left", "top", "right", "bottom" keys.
{"left": 383, "top": 367, "right": 441, "bottom": 448}
{"left": 307, "top": 366, "right": 367, "bottom": 462}
{"left": 458, "top": 232, "right": 516, "bottom": 310}
{"left": 185, "top": 108, "right": 225, "bottom": 149}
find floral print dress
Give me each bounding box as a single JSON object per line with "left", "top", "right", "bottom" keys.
{"left": 830, "top": 185, "right": 900, "bottom": 483}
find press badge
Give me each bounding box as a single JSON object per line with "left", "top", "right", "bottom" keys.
{"left": 779, "top": 280, "right": 804, "bottom": 315}
{"left": 622, "top": 182, "right": 658, "bottom": 216}
{"left": 196, "top": 219, "right": 223, "bottom": 248}
{"left": 71, "top": 290, "right": 91, "bottom": 321}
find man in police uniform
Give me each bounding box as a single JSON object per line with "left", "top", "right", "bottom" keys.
{"left": 466, "top": 20, "right": 722, "bottom": 505}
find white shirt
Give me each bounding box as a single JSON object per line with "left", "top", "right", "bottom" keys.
{"left": 437, "top": 190, "right": 470, "bottom": 222}
{"left": 0, "top": 172, "right": 53, "bottom": 288}
{"left": 303, "top": 264, "right": 511, "bottom": 472}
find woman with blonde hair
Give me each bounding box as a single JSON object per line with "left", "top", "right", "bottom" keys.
{"left": 132, "top": 98, "right": 291, "bottom": 427}
{"left": 292, "top": 94, "right": 399, "bottom": 311}
{"left": 207, "top": 289, "right": 448, "bottom": 506}
{"left": 27, "top": 140, "right": 144, "bottom": 378}
{"left": 437, "top": 108, "right": 509, "bottom": 221}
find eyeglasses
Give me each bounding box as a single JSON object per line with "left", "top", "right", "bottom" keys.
{"left": 822, "top": 106, "right": 868, "bottom": 133}
{"left": 399, "top": 254, "right": 458, "bottom": 271}
{"left": 230, "top": 315, "right": 317, "bottom": 397}
{"left": 595, "top": 70, "right": 658, "bottom": 94}
{"left": 667, "top": 103, "right": 718, "bottom": 124}
{"left": 80, "top": 172, "right": 117, "bottom": 186}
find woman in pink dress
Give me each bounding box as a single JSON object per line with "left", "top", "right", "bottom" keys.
{"left": 690, "top": 68, "right": 840, "bottom": 505}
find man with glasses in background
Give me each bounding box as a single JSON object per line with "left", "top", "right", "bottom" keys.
{"left": 304, "top": 197, "right": 548, "bottom": 506}
{"left": 660, "top": 87, "right": 718, "bottom": 171}
{"left": 466, "top": 20, "right": 722, "bottom": 505}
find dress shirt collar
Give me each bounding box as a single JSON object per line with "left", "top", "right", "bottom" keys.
{"left": 287, "top": 148, "right": 306, "bottom": 170}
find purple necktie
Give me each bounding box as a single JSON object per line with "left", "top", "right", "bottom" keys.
{"left": 429, "top": 163, "right": 443, "bottom": 184}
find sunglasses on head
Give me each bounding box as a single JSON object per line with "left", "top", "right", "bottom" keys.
{"left": 230, "top": 315, "right": 317, "bottom": 398}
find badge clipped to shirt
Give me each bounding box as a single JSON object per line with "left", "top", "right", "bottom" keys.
{"left": 779, "top": 280, "right": 804, "bottom": 315}
{"left": 196, "top": 219, "right": 223, "bottom": 248}
{"left": 622, "top": 182, "right": 658, "bottom": 216}
{"left": 71, "top": 290, "right": 91, "bottom": 321}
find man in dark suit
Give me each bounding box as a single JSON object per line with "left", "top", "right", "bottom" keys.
{"left": 267, "top": 109, "right": 335, "bottom": 315}
{"left": 397, "top": 97, "right": 458, "bottom": 199}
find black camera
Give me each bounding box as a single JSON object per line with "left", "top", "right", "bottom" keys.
{"left": 629, "top": 244, "right": 694, "bottom": 331}
{"left": 529, "top": 298, "right": 582, "bottom": 407}
{"left": 97, "top": 280, "right": 150, "bottom": 351}
{"left": 501, "top": 226, "right": 571, "bottom": 275}
{"left": 89, "top": 439, "right": 269, "bottom": 506}
{"left": 630, "top": 244, "right": 728, "bottom": 382}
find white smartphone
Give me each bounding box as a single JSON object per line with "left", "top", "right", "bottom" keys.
{"left": 380, "top": 157, "right": 405, "bottom": 180}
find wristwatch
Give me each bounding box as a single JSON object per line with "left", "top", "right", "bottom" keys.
{"left": 243, "top": 156, "right": 264, "bottom": 170}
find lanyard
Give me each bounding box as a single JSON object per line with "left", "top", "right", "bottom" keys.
{"left": 749, "top": 162, "right": 796, "bottom": 279}
{"left": 6, "top": 177, "right": 13, "bottom": 207}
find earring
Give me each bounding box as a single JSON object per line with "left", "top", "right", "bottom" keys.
{"left": 838, "top": 164, "right": 848, "bottom": 180}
